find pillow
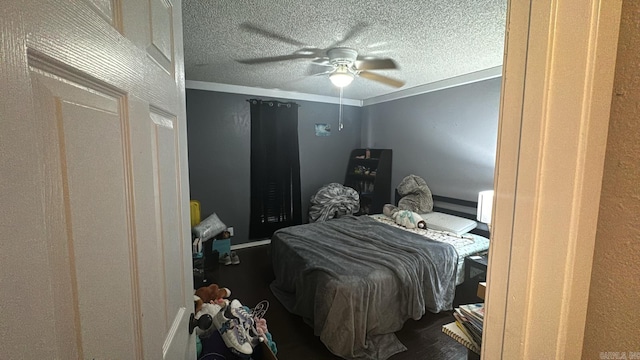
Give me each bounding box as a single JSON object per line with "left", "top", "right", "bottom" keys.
{"left": 419, "top": 212, "right": 477, "bottom": 235}
{"left": 193, "top": 212, "right": 227, "bottom": 241}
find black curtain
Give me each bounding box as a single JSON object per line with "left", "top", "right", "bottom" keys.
{"left": 249, "top": 99, "right": 302, "bottom": 239}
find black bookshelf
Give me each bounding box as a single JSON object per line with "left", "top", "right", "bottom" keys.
{"left": 344, "top": 149, "right": 392, "bottom": 214}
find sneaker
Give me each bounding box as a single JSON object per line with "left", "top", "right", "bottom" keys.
{"left": 229, "top": 299, "right": 253, "bottom": 326}
{"left": 228, "top": 300, "right": 263, "bottom": 348}
{"left": 195, "top": 302, "right": 226, "bottom": 338}
{"left": 212, "top": 304, "right": 253, "bottom": 355}
{"left": 219, "top": 253, "right": 231, "bottom": 266}
{"left": 230, "top": 251, "right": 240, "bottom": 265}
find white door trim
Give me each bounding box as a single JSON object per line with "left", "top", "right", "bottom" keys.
{"left": 485, "top": 0, "right": 623, "bottom": 358}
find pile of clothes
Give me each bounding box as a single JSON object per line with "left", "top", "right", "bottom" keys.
{"left": 194, "top": 284, "right": 277, "bottom": 359}
{"left": 308, "top": 183, "right": 360, "bottom": 222}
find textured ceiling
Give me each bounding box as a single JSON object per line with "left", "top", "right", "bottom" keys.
{"left": 182, "top": 0, "right": 507, "bottom": 101}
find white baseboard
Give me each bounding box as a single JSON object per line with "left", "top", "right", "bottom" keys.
{"left": 230, "top": 239, "right": 271, "bottom": 250}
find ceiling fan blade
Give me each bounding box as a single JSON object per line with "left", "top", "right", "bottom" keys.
{"left": 239, "top": 22, "right": 306, "bottom": 47}
{"left": 355, "top": 58, "right": 398, "bottom": 70}
{"left": 358, "top": 71, "right": 405, "bottom": 88}
{"left": 328, "top": 22, "right": 368, "bottom": 48}
{"left": 236, "top": 53, "right": 314, "bottom": 65}
{"left": 309, "top": 69, "right": 334, "bottom": 77}
{"left": 303, "top": 58, "right": 334, "bottom": 75}
{"left": 310, "top": 58, "right": 333, "bottom": 67}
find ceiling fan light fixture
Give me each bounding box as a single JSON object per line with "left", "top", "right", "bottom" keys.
{"left": 329, "top": 67, "right": 354, "bottom": 88}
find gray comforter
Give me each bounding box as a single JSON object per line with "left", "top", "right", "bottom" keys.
{"left": 270, "top": 215, "right": 458, "bottom": 360}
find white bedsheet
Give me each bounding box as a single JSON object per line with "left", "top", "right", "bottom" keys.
{"left": 369, "top": 214, "right": 490, "bottom": 285}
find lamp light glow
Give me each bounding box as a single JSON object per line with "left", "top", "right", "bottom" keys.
{"left": 477, "top": 190, "right": 494, "bottom": 226}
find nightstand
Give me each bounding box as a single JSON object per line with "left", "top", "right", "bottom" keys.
{"left": 456, "top": 254, "right": 489, "bottom": 304}
{"left": 464, "top": 254, "right": 488, "bottom": 283}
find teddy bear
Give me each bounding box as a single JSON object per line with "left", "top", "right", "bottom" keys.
{"left": 194, "top": 284, "right": 231, "bottom": 314}
{"left": 193, "top": 284, "right": 232, "bottom": 338}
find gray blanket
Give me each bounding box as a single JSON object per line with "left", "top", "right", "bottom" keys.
{"left": 270, "top": 215, "right": 458, "bottom": 360}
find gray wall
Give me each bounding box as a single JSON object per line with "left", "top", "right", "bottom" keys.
{"left": 186, "top": 89, "right": 361, "bottom": 244}
{"left": 361, "top": 77, "right": 501, "bottom": 202}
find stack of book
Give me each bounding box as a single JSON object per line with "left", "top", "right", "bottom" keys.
{"left": 442, "top": 303, "right": 485, "bottom": 354}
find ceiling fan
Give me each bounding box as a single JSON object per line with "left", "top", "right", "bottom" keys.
{"left": 236, "top": 22, "right": 405, "bottom": 89}
{"left": 307, "top": 47, "right": 405, "bottom": 88}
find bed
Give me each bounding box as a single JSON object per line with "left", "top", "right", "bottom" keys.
{"left": 269, "top": 197, "right": 490, "bottom": 360}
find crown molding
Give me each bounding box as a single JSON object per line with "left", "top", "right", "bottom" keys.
{"left": 186, "top": 66, "right": 502, "bottom": 108}
{"left": 185, "top": 80, "right": 363, "bottom": 107}
{"left": 362, "top": 66, "right": 503, "bottom": 106}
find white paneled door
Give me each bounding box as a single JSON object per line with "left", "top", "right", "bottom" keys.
{"left": 0, "top": 1, "right": 194, "bottom": 359}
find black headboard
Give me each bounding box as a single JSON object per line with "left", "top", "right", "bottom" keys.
{"left": 394, "top": 190, "right": 490, "bottom": 238}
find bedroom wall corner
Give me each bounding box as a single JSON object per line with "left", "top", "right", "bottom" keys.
{"left": 185, "top": 89, "right": 362, "bottom": 245}
{"left": 298, "top": 102, "right": 362, "bottom": 219}
{"left": 186, "top": 90, "right": 251, "bottom": 243}
{"left": 360, "top": 78, "right": 501, "bottom": 201}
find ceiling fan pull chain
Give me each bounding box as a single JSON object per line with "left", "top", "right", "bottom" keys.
{"left": 339, "top": 87, "right": 344, "bottom": 131}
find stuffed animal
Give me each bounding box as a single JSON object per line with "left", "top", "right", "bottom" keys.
{"left": 383, "top": 204, "right": 426, "bottom": 229}
{"left": 194, "top": 284, "right": 231, "bottom": 314}
{"left": 397, "top": 174, "right": 434, "bottom": 213}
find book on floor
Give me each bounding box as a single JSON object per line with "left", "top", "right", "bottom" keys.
{"left": 453, "top": 310, "right": 482, "bottom": 347}
{"left": 442, "top": 321, "right": 480, "bottom": 354}
{"left": 459, "top": 303, "right": 484, "bottom": 330}
{"left": 459, "top": 303, "right": 484, "bottom": 321}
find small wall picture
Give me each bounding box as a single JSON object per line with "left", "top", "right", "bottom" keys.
{"left": 315, "top": 123, "right": 331, "bottom": 136}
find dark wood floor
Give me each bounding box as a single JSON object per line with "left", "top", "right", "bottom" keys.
{"left": 200, "top": 245, "right": 475, "bottom": 360}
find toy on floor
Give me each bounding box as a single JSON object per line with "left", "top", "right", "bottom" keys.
{"left": 194, "top": 284, "right": 232, "bottom": 338}
{"left": 195, "top": 284, "right": 231, "bottom": 313}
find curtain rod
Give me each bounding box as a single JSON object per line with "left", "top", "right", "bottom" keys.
{"left": 247, "top": 99, "right": 301, "bottom": 107}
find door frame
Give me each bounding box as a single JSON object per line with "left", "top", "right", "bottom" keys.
{"left": 485, "top": 0, "right": 622, "bottom": 358}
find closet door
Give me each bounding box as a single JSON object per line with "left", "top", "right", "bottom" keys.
{"left": 0, "top": 1, "right": 193, "bottom": 359}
